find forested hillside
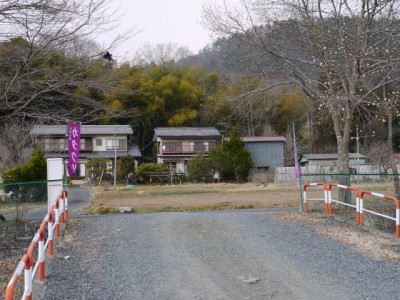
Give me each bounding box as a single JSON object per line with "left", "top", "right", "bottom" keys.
{"left": 0, "top": 0, "right": 400, "bottom": 172}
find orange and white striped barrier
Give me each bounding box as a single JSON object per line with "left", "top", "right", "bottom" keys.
{"left": 5, "top": 192, "right": 66, "bottom": 299}
{"left": 303, "top": 182, "right": 328, "bottom": 213}
{"left": 64, "top": 190, "right": 69, "bottom": 221}
{"left": 359, "top": 190, "right": 400, "bottom": 239}
{"left": 6, "top": 255, "right": 31, "bottom": 300}
{"left": 328, "top": 183, "right": 360, "bottom": 223}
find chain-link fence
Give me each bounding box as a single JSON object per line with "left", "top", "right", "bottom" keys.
{"left": 298, "top": 173, "right": 400, "bottom": 234}
{"left": 0, "top": 180, "right": 63, "bottom": 204}
{"left": 0, "top": 179, "right": 64, "bottom": 221}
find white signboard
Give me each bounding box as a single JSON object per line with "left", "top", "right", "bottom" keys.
{"left": 47, "top": 158, "right": 64, "bottom": 209}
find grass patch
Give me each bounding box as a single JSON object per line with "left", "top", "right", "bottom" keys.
{"left": 92, "top": 205, "right": 118, "bottom": 214}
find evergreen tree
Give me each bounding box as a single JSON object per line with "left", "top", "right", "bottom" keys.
{"left": 213, "top": 128, "right": 252, "bottom": 182}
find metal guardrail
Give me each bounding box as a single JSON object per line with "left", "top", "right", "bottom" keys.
{"left": 5, "top": 190, "right": 68, "bottom": 299}
{"left": 303, "top": 182, "right": 400, "bottom": 239}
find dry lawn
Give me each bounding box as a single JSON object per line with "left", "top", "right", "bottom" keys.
{"left": 86, "top": 182, "right": 301, "bottom": 213}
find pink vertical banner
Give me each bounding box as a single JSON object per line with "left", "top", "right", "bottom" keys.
{"left": 67, "top": 122, "right": 81, "bottom": 177}
{"left": 293, "top": 124, "right": 301, "bottom": 179}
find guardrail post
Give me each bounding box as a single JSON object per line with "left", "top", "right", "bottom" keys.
{"left": 38, "top": 229, "right": 45, "bottom": 281}
{"left": 303, "top": 186, "right": 308, "bottom": 212}
{"left": 323, "top": 188, "right": 328, "bottom": 214}
{"left": 327, "top": 188, "right": 332, "bottom": 214}
{"left": 303, "top": 183, "right": 328, "bottom": 213}
{"left": 396, "top": 207, "right": 400, "bottom": 239}
{"left": 60, "top": 192, "right": 65, "bottom": 224}
{"left": 24, "top": 256, "right": 32, "bottom": 300}
{"left": 5, "top": 257, "right": 26, "bottom": 300}
{"left": 55, "top": 198, "right": 60, "bottom": 238}
{"left": 64, "top": 190, "right": 68, "bottom": 221}
{"left": 359, "top": 194, "right": 364, "bottom": 225}
{"left": 48, "top": 212, "right": 54, "bottom": 256}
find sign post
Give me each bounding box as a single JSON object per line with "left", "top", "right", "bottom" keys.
{"left": 47, "top": 158, "right": 63, "bottom": 209}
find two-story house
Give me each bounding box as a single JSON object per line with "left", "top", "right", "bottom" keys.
{"left": 30, "top": 125, "right": 141, "bottom": 177}
{"left": 154, "top": 127, "right": 221, "bottom": 174}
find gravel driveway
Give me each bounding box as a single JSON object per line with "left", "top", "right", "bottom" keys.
{"left": 41, "top": 210, "right": 400, "bottom": 300}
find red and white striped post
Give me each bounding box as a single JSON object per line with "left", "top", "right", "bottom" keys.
{"left": 55, "top": 197, "right": 60, "bottom": 238}
{"left": 303, "top": 182, "right": 328, "bottom": 213}
{"left": 328, "top": 183, "right": 359, "bottom": 223}
{"left": 359, "top": 190, "right": 400, "bottom": 239}
{"left": 38, "top": 220, "right": 47, "bottom": 281}
{"left": 60, "top": 192, "right": 65, "bottom": 224}
{"left": 48, "top": 210, "right": 54, "bottom": 256}
{"left": 5, "top": 255, "right": 30, "bottom": 300}
{"left": 64, "top": 190, "right": 69, "bottom": 221}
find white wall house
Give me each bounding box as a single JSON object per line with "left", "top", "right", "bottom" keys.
{"left": 30, "top": 125, "right": 141, "bottom": 178}
{"left": 154, "top": 127, "right": 221, "bottom": 174}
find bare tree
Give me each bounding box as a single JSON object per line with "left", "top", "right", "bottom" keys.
{"left": 0, "top": 118, "right": 34, "bottom": 167}
{"left": 132, "top": 43, "right": 192, "bottom": 66}
{"left": 0, "top": 0, "right": 135, "bottom": 123}
{"left": 203, "top": 0, "right": 400, "bottom": 173}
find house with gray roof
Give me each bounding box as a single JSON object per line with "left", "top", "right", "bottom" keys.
{"left": 30, "top": 125, "right": 141, "bottom": 178}
{"left": 299, "top": 153, "right": 366, "bottom": 166}
{"left": 154, "top": 127, "right": 221, "bottom": 174}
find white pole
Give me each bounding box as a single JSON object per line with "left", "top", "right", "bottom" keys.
{"left": 114, "top": 130, "right": 117, "bottom": 189}
{"left": 356, "top": 124, "right": 360, "bottom": 164}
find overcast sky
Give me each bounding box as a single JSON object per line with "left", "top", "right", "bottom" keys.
{"left": 101, "top": 0, "right": 220, "bottom": 60}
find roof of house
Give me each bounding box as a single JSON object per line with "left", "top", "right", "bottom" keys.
{"left": 300, "top": 153, "right": 366, "bottom": 161}
{"left": 242, "top": 136, "right": 286, "bottom": 142}
{"left": 30, "top": 125, "right": 133, "bottom": 135}
{"left": 154, "top": 127, "right": 221, "bottom": 138}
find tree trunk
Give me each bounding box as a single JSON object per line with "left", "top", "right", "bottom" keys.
{"left": 387, "top": 112, "right": 399, "bottom": 198}
{"left": 331, "top": 102, "right": 352, "bottom": 202}
{"left": 331, "top": 103, "right": 351, "bottom": 174}
{"left": 384, "top": 83, "right": 400, "bottom": 198}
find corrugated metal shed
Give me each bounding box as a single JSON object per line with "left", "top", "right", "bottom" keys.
{"left": 30, "top": 125, "right": 133, "bottom": 135}
{"left": 243, "top": 136, "right": 285, "bottom": 168}
{"left": 242, "top": 136, "right": 286, "bottom": 142}
{"left": 154, "top": 127, "right": 221, "bottom": 138}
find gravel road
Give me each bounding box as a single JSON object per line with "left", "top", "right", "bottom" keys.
{"left": 41, "top": 210, "right": 400, "bottom": 300}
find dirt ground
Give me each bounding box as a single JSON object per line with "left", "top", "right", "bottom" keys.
{"left": 87, "top": 182, "right": 302, "bottom": 213}
{"left": 2, "top": 182, "right": 400, "bottom": 297}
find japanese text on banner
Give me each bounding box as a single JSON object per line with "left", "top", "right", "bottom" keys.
{"left": 67, "top": 122, "right": 81, "bottom": 176}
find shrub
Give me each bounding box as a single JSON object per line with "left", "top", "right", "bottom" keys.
{"left": 187, "top": 156, "right": 214, "bottom": 183}
{"left": 2, "top": 148, "right": 46, "bottom": 182}
{"left": 1, "top": 148, "right": 47, "bottom": 203}
{"left": 136, "top": 163, "right": 166, "bottom": 183}
{"left": 118, "top": 156, "right": 136, "bottom": 183}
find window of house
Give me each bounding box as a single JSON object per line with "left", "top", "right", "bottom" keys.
{"left": 182, "top": 141, "right": 189, "bottom": 152}
{"left": 106, "top": 139, "right": 118, "bottom": 150}
{"left": 80, "top": 139, "right": 85, "bottom": 150}
{"left": 182, "top": 141, "right": 195, "bottom": 152}
{"left": 45, "top": 138, "right": 65, "bottom": 151}
{"left": 96, "top": 139, "right": 102, "bottom": 146}
{"left": 106, "top": 139, "right": 127, "bottom": 150}
{"left": 203, "top": 141, "right": 209, "bottom": 152}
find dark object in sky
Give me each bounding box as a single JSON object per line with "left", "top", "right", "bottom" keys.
{"left": 0, "top": 215, "right": 5, "bottom": 221}
{"left": 103, "top": 51, "right": 114, "bottom": 62}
